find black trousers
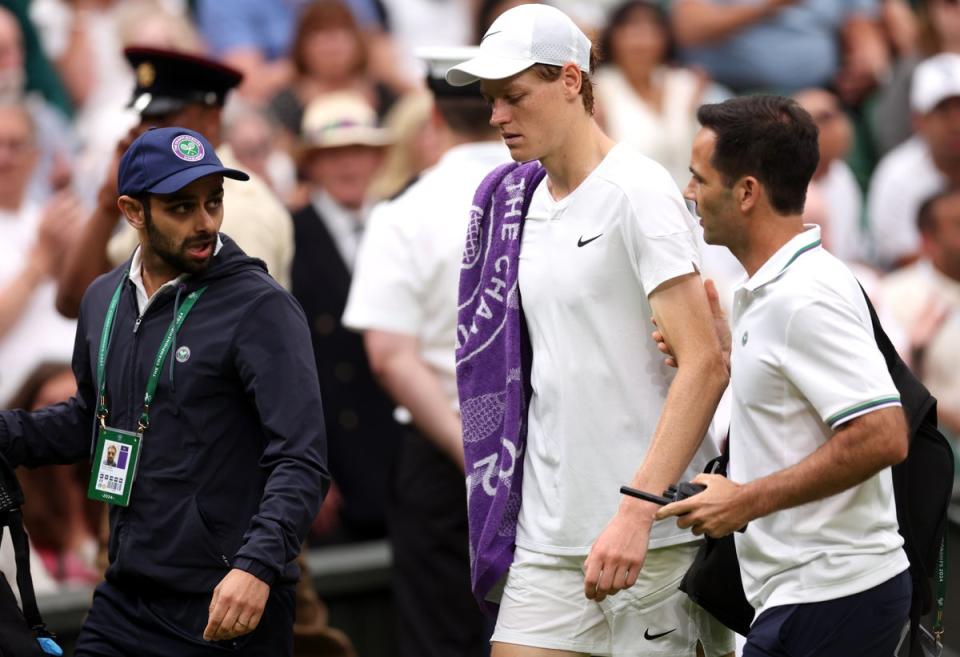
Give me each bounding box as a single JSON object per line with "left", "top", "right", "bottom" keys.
{"left": 744, "top": 569, "right": 911, "bottom": 657}
{"left": 74, "top": 580, "right": 295, "bottom": 656}
{"left": 390, "top": 430, "right": 491, "bottom": 657}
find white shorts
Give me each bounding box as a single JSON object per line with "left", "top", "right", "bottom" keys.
{"left": 491, "top": 543, "right": 734, "bottom": 657}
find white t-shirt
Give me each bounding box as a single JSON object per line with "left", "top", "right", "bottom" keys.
{"left": 867, "top": 136, "right": 946, "bottom": 268}
{"left": 343, "top": 142, "right": 510, "bottom": 404}
{"left": 881, "top": 259, "right": 960, "bottom": 417}
{"left": 515, "top": 142, "right": 718, "bottom": 554}
{"left": 0, "top": 203, "right": 77, "bottom": 407}
{"left": 818, "top": 159, "right": 864, "bottom": 264}
{"left": 729, "top": 225, "right": 909, "bottom": 615}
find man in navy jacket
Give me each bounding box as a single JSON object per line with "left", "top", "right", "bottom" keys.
{"left": 0, "top": 127, "right": 329, "bottom": 656}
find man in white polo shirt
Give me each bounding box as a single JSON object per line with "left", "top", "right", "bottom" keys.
{"left": 447, "top": 5, "right": 732, "bottom": 657}
{"left": 659, "top": 95, "right": 912, "bottom": 657}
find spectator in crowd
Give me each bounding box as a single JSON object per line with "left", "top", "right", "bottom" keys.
{"left": 270, "top": 0, "right": 392, "bottom": 141}
{"left": 672, "top": 0, "right": 890, "bottom": 103}
{"left": 30, "top": 0, "right": 202, "bottom": 205}
{"left": 222, "top": 106, "right": 298, "bottom": 207}
{"left": 880, "top": 188, "right": 960, "bottom": 437}
{"left": 367, "top": 89, "right": 443, "bottom": 202}
{"left": 194, "top": 0, "right": 299, "bottom": 103}
{"left": 7, "top": 362, "right": 99, "bottom": 586}
{"left": 0, "top": 101, "right": 81, "bottom": 407}
{"left": 794, "top": 88, "right": 867, "bottom": 263}
{"left": 595, "top": 0, "right": 726, "bottom": 188}
{"left": 344, "top": 46, "right": 507, "bottom": 657}
{"left": 291, "top": 92, "right": 403, "bottom": 541}
{"left": 868, "top": 52, "right": 960, "bottom": 269}
{"left": 56, "top": 47, "right": 295, "bottom": 318}
{"left": 874, "top": 0, "right": 955, "bottom": 155}
{"left": 0, "top": 5, "right": 74, "bottom": 201}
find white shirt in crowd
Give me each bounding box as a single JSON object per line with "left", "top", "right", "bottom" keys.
{"left": 516, "top": 142, "right": 718, "bottom": 555}
{"left": 817, "top": 159, "right": 865, "bottom": 264}
{"left": 868, "top": 136, "right": 946, "bottom": 268}
{"left": 310, "top": 190, "right": 367, "bottom": 273}
{"left": 0, "top": 203, "right": 76, "bottom": 407}
{"left": 729, "top": 225, "right": 909, "bottom": 616}
{"left": 343, "top": 141, "right": 509, "bottom": 405}
{"left": 881, "top": 259, "right": 960, "bottom": 420}
{"left": 595, "top": 66, "right": 722, "bottom": 190}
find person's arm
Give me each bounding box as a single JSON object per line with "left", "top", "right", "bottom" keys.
{"left": 56, "top": 129, "right": 140, "bottom": 318}
{"left": 835, "top": 12, "right": 891, "bottom": 105}
{"left": 0, "top": 304, "right": 97, "bottom": 467}
{"left": 584, "top": 271, "right": 728, "bottom": 602}
{"left": 364, "top": 330, "right": 464, "bottom": 471}
{"left": 205, "top": 289, "right": 329, "bottom": 642}
{"left": 671, "top": 0, "right": 801, "bottom": 47}
{"left": 657, "top": 406, "right": 907, "bottom": 535}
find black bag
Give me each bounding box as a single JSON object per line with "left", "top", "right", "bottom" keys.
{"left": 0, "top": 452, "right": 60, "bottom": 656}
{"left": 680, "top": 289, "right": 954, "bottom": 653}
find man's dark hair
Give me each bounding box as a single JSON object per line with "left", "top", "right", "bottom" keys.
{"left": 436, "top": 96, "right": 499, "bottom": 139}
{"left": 917, "top": 187, "right": 960, "bottom": 235}
{"left": 696, "top": 95, "right": 820, "bottom": 215}
{"left": 134, "top": 193, "right": 153, "bottom": 223}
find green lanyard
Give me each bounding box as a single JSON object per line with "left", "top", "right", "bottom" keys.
{"left": 96, "top": 275, "right": 206, "bottom": 433}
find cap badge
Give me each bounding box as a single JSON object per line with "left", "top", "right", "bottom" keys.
{"left": 136, "top": 62, "right": 156, "bottom": 88}
{"left": 172, "top": 135, "right": 205, "bottom": 162}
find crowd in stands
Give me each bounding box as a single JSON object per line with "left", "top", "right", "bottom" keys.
{"left": 0, "top": 0, "right": 956, "bottom": 631}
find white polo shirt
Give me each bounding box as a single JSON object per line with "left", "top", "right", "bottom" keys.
{"left": 515, "top": 142, "right": 719, "bottom": 554}
{"left": 343, "top": 142, "right": 510, "bottom": 404}
{"left": 729, "top": 225, "right": 909, "bottom": 615}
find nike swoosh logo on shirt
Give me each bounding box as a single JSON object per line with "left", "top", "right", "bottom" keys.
{"left": 577, "top": 233, "right": 603, "bottom": 247}
{"left": 644, "top": 628, "right": 677, "bottom": 641}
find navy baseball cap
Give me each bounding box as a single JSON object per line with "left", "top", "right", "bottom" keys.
{"left": 118, "top": 127, "right": 249, "bottom": 196}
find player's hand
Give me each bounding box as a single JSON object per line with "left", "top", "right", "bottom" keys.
{"left": 583, "top": 498, "right": 655, "bottom": 602}
{"left": 653, "top": 279, "right": 729, "bottom": 370}
{"left": 204, "top": 569, "right": 270, "bottom": 642}
{"left": 655, "top": 474, "right": 749, "bottom": 538}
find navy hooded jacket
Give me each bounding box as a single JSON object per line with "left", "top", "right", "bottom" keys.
{"left": 0, "top": 235, "right": 329, "bottom": 594}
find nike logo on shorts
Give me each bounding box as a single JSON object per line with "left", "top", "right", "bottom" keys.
{"left": 644, "top": 628, "right": 677, "bottom": 640}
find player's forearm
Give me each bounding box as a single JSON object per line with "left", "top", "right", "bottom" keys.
{"left": 377, "top": 354, "right": 463, "bottom": 470}
{"left": 672, "top": 0, "right": 791, "bottom": 47}
{"left": 627, "top": 349, "right": 728, "bottom": 498}
{"left": 738, "top": 406, "right": 908, "bottom": 522}
{"left": 56, "top": 204, "right": 118, "bottom": 318}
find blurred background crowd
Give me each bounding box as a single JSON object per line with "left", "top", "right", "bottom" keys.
{"left": 0, "top": 0, "right": 959, "bottom": 648}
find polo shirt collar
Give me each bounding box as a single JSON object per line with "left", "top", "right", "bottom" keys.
{"left": 742, "top": 225, "right": 821, "bottom": 293}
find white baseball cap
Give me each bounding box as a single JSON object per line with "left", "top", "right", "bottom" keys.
{"left": 446, "top": 4, "right": 592, "bottom": 87}
{"left": 911, "top": 53, "right": 960, "bottom": 114}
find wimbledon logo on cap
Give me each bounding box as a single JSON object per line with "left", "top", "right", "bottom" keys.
{"left": 172, "top": 135, "right": 205, "bottom": 162}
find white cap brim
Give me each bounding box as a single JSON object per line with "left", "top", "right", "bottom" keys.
{"left": 446, "top": 55, "right": 536, "bottom": 86}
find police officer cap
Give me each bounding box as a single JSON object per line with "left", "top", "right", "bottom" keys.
{"left": 125, "top": 47, "right": 244, "bottom": 118}
{"left": 416, "top": 47, "right": 483, "bottom": 98}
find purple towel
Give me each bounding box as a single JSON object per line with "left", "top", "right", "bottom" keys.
{"left": 456, "top": 160, "right": 546, "bottom": 614}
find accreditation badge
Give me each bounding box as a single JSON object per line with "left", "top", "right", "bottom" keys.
{"left": 87, "top": 426, "right": 141, "bottom": 506}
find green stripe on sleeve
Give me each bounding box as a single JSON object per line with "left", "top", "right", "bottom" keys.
{"left": 826, "top": 395, "right": 902, "bottom": 427}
